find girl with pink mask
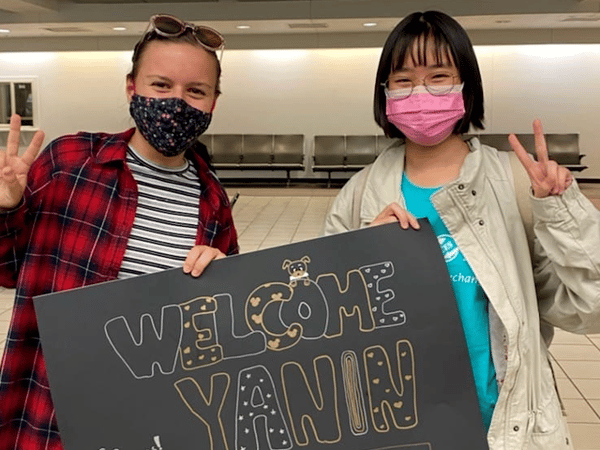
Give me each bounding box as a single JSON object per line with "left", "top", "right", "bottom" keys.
{"left": 325, "top": 10, "right": 600, "bottom": 450}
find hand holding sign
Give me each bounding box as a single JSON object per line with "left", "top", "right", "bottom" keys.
{"left": 183, "top": 245, "right": 225, "bottom": 277}
{"left": 370, "top": 202, "right": 421, "bottom": 230}
{"left": 0, "top": 114, "right": 45, "bottom": 209}
{"left": 508, "top": 119, "right": 573, "bottom": 198}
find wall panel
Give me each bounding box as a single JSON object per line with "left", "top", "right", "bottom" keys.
{"left": 0, "top": 45, "right": 599, "bottom": 178}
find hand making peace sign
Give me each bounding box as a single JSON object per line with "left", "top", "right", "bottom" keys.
{"left": 508, "top": 119, "right": 573, "bottom": 198}
{"left": 0, "top": 114, "right": 45, "bottom": 210}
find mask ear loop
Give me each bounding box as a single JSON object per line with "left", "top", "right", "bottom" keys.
{"left": 210, "top": 99, "right": 217, "bottom": 113}
{"left": 127, "top": 79, "right": 138, "bottom": 102}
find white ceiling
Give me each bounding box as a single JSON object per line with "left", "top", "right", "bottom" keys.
{"left": 1, "top": 0, "right": 600, "bottom": 38}
{"left": 0, "top": 14, "right": 600, "bottom": 38}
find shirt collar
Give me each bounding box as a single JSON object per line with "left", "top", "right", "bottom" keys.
{"left": 95, "top": 128, "right": 210, "bottom": 172}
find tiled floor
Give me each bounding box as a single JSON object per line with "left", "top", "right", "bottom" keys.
{"left": 1, "top": 183, "right": 599, "bottom": 448}
{"left": 229, "top": 187, "right": 339, "bottom": 253}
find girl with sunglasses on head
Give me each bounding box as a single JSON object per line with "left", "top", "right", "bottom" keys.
{"left": 0, "top": 14, "right": 237, "bottom": 449}
{"left": 325, "top": 11, "right": 600, "bottom": 450}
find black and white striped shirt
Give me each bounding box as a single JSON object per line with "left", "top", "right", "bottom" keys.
{"left": 118, "top": 147, "right": 201, "bottom": 279}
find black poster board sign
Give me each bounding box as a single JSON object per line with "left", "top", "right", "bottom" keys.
{"left": 34, "top": 222, "right": 489, "bottom": 450}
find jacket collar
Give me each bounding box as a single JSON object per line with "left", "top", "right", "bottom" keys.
{"left": 94, "top": 129, "right": 223, "bottom": 212}
{"left": 360, "top": 136, "right": 487, "bottom": 222}
{"left": 93, "top": 129, "right": 212, "bottom": 176}
{"left": 456, "top": 136, "right": 484, "bottom": 187}
{"left": 94, "top": 128, "right": 137, "bottom": 164}
{"left": 429, "top": 137, "right": 486, "bottom": 219}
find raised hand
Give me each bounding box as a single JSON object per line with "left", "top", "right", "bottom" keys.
{"left": 508, "top": 119, "right": 573, "bottom": 198}
{"left": 0, "top": 114, "right": 45, "bottom": 209}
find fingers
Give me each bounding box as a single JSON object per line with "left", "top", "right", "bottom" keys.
{"left": 1, "top": 164, "right": 17, "bottom": 183}
{"left": 509, "top": 119, "right": 554, "bottom": 196}
{"left": 509, "top": 119, "right": 550, "bottom": 172}
{"left": 4, "top": 116, "right": 44, "bottom": 165}
{"left": 21, "top": 130, "right": 45, "bottom": 166}
{"left": 555, "top": 166, "right": 573, "bottom": 195}
{"left": 508, "top": 133, "right": 535, "bottom": 173}
{"left": 544, "top": 160, "right": 560, "bottom": 196}
{"left": 565, "top": 172, "right": 573, "bottom": 189}
{"left": 0, "top": 120, "right": 43, "bottom": 210}
{"left": 370, "top": 203, "right": 420, "bottom": 230}
{"left": 0, "top": 165, "right": 25, "bottom": 209}
{"left": 6, "top": 115, "right": 22, "bottom": 158}
{"left": 508, "top": 119, "right": 576, "bottom": 198}
{"left": 183, "top": 245, "right": 225, "bottom": 277}
{"left": 406, "top": 212, "right": 420, "bottom": 230}
{"left": 532, "top": 119, "right": 550, "bottom": 165}
{"left": 530, "top": 160, "right": 574, "bottom": 198}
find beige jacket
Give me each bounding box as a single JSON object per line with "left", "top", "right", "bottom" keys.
{"left": 324, "top": 138, "right": 600, "bottom": 450}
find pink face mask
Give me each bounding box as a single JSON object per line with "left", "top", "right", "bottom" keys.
{"left": 385, "top": 84, "right": 465, "bottom": 146}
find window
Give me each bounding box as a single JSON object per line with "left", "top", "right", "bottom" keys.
{"left": 0, "top": 80, "right": 35, "bottom": 127}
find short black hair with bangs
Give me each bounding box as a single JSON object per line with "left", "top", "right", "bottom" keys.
{"left": 374, "top": 11, "right": 484, "bottom": 139}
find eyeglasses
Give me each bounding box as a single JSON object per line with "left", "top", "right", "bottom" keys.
{"left": 144, "top": 14, "right": 225, "bottom": 58}
{"left": 382, "top": 70, "right": 460, "bottom": 100}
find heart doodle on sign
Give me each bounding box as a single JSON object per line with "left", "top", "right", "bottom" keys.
{"left": 268, "top": 338, "right": 281, "bottom": 349}
{"left": 287, "top": 328, "right": 298, "bottom": 338}
{"left": 251, "top": 314, "right": 262, "bottom": 325}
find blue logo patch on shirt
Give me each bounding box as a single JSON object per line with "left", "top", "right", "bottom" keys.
{"left": 438, "top": 234, "right": 460, "bottom": 262}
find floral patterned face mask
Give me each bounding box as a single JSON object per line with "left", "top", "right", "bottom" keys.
{"left": 129, "top": 94, "right": 212, "bottom": 157}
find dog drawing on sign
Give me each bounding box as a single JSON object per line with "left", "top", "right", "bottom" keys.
{"left": 282, "top": 256, "right": 311, "bottom": 287}
{"left": 279, "top": 256, "right": 329, "bottom": 339}
{"left": 245, "top": 256, "right": 330, "bottom": 346}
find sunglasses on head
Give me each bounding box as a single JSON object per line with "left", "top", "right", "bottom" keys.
{"left": 145, "top": 14, "right": 225, "bottom": 55}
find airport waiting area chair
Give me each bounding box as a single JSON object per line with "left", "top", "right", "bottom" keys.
{"left": 313, "top": 134, "right": 397, "bottom": 186}
{"left": 465, "top": 133, "right": 587, "bottom": 172}
{"left": 199, "top": 134, "right": 305, "bottom": 184}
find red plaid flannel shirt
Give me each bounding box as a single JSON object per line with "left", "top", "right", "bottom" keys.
{"left": 0, "top": 129, "right": 238, "bottom": 450}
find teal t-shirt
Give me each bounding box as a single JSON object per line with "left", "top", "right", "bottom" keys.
{"left": 401, "top": 172, "right": 499, "bottom": 430}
